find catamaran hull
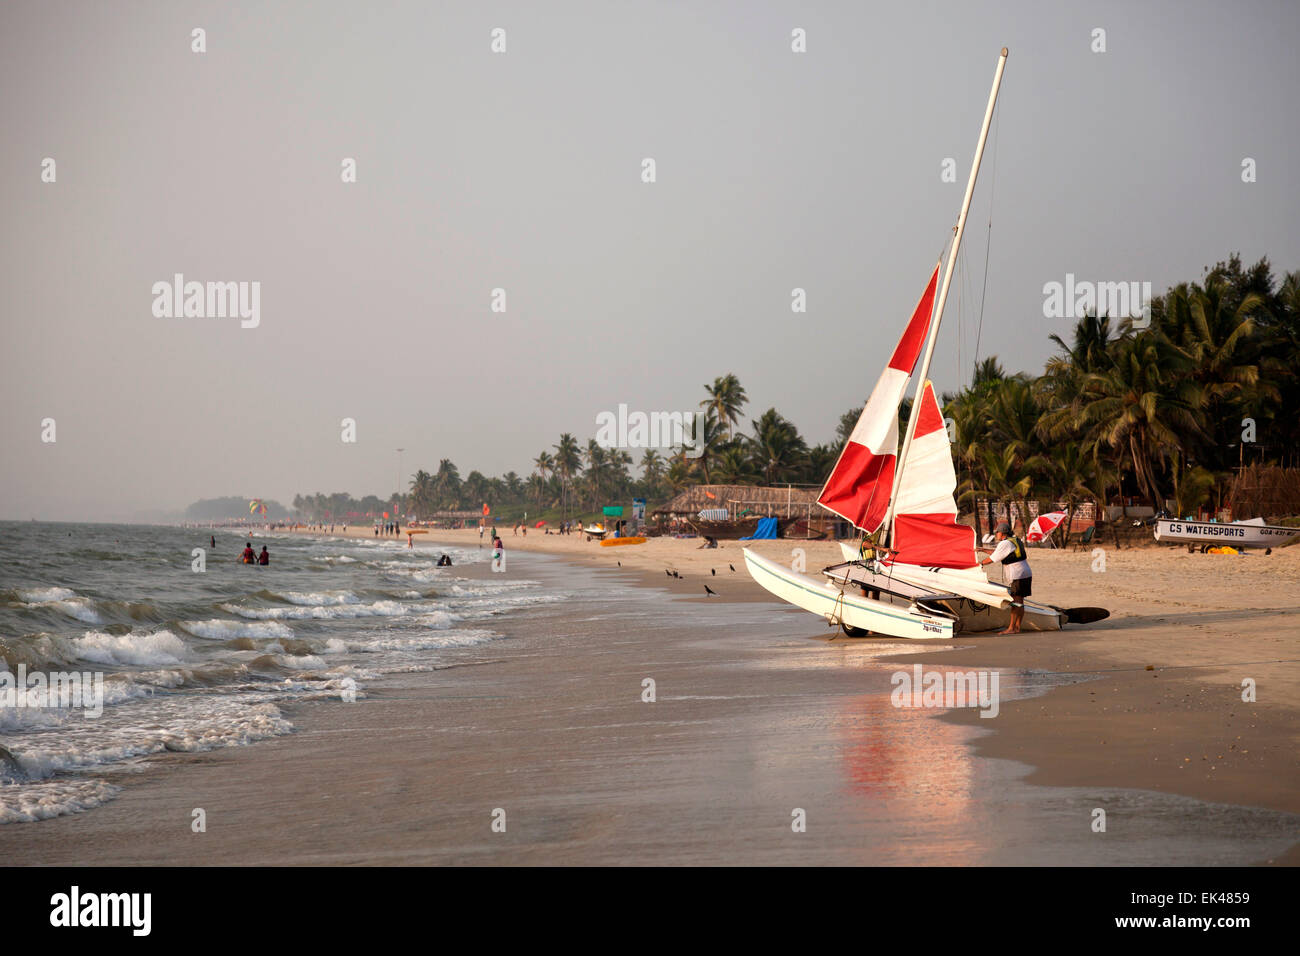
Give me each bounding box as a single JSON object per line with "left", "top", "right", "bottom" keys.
{"left": 743, "top": 548, "right": 954, "bottom": 640}
{"left": 833, "top": 543, "right": 1065, "bottom": 632}
{"left": 1153, "top": 519, "right": 1300, "bottom": 548}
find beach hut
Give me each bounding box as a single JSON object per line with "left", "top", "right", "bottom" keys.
{"left": 650, "top": 484, "right": 835, "bottom": 538}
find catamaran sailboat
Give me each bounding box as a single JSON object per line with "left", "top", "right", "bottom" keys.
{"left": 744, "top": 48, "right": 1108, "bottom": 639}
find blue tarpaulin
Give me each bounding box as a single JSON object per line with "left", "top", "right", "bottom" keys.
{"left": 741, "top": 517, "right": 778, "bottom": 539}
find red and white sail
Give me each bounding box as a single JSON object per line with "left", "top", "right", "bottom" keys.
{"left": 817, "top": 266, "right": 939, "bottom": 532}
{"left": 887, "top": 381, "right": 979, "bottom": 570}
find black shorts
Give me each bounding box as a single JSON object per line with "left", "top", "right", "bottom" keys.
{"left": 1007, "top": 577, "right": 1032, "bottom": 602}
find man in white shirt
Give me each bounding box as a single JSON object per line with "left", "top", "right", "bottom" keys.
{"left": 979, "top": 521, "right": 1031, "bottom": 634}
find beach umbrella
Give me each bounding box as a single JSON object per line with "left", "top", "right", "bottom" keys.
{"left": 1026, "top": 511, "right": 1067, "bottom": 543}
{"left": 534, "top": 520, "right": 545, "bottom": 527}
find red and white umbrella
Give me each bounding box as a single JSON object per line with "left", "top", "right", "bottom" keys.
{"left": 1026, "top": 511, "right": 1067, "bottom": 543}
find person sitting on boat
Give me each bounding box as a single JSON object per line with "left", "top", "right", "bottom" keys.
{"left": 978, "top": 522, "right": 1031, "bottom": 634}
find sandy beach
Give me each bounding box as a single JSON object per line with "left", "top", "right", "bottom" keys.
{"left": 9, "top": 525, "right": 1297, "bottom": 865}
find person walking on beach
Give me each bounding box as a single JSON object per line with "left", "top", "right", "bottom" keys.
{"left": 258, "top": 545, "right": 270, "bottom": 565}
{"left": 978, "top": 521, "right": 1031, "bottom": 634}
{"left": 479, "top": 524, "right": 484, "bottom": 548}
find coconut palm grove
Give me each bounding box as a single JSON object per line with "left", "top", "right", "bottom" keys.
{"left": 282, "top": 255, "right": 1299, "bottom": 531}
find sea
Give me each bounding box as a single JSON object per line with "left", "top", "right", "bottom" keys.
{"left": 0, "top": 521, "right": 555, "bottom": 824}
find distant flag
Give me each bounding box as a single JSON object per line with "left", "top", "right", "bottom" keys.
{"left": 482, "top": 503, "right": 490, "bottom": 516}
{"left": 383, "top": 511, "right": 389, "bottom": 519}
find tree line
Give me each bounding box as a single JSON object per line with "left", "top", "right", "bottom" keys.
{"left": 291, "top": 254, "right": 1297, "bottom": 528}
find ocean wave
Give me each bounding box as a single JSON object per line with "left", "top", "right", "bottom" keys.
{"left": 14, "top": 587, "right": 78, "bottom": 602}
{"left": 0, "top": 778, "right": 123, "bottom": 824}
{"left": 181, "top": 619, "right": 295, "bottom": 640}
{"left": 218, "top": 600, "right": 412, "bottom": 621}
{"left": 273, "top": 590, "right": 360, "bottom": 606}
{"left": 3, "top": 698, "right": 294, "bottom": 791}
{"left": 350, "top": 628, "right": 499, "bottom": 652}
{"left": 73, "top": 630, "right": 187, "bottom": 667}
{"left": 11, "top": 591, "right": 105, "bottom": 625}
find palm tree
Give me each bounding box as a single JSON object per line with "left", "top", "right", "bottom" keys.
{"left": 584, "top": 439, "right": 608, "bottom": 508}
{"left": 553, "top": 433, "right": 582, "bottom": 519}
{"left": 533, "top": 452, "right": 554, "bottom": 484}
{"left": 1075, "top": 333, "right": 1204, "bottom": 509}
{"left": 701, "top": 374, "right": 748, "bottom": 440}
{"left": 1165, "top": 279, "right": 1274, "bottom": 471}
{"left": 432, "top": 459, "right": 461, "bottom": 510}
{"left": 640, "top": 449, "right": 665, "bottom": 499}
{"left": 503, "top": 471, "right": 524, "bottom": 501}
{"left": 665, "top": 458, "right": 694, "bottom": 494}
{"left": 682, "top": 411, "right": 724, "bottom": 484}
{"left": 711, "top": 444, "right": 760, "bottom": 483}
{"left": 409, "top": 469, "right": 435, "bottom": 517}
{"left": 462, "top": 471, "right": 489, "bottom": 510}
{"left": 748, "top": 408, "right": 808, "bottom": 484}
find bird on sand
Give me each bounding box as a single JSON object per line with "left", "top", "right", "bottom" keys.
{"left": 711, "top": 568, "right": 716, "bottom": 576}
{"left": 729, "top": 564, "right": 736, "bottom": 571}
{"left": 704, "top": 585, "right": 717, "bottom": 596}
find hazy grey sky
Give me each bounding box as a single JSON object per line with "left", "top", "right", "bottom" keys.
{"left": 3, "top": 0, "right": 1297, "bottom": 520}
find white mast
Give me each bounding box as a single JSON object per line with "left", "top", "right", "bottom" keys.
{"left": 883, "top": 47, "right": 1008, "bottom": 547}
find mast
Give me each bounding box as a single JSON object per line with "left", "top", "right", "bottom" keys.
{"left": 882, "top": 47, "right": 1008, "bottom": 547}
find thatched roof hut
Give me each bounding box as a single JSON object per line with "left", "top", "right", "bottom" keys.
{"left": 652, "top": 484, "right": 839, "bottom": 539}
{"left": 652, "top": 484, "right": 821, "bottom": 518}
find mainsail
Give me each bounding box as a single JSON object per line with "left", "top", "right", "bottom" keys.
{"left": 816, "top": 265, "right": 939, "bottom": 532}
{"left": 887, "top": 382, "right": 979, "bottom": 570}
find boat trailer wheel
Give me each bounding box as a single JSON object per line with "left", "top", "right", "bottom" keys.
{"left": 840, "top": 622, "right": 871, "bottom": 638}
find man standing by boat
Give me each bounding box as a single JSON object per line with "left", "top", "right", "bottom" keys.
{"left": 979, "top": 522, "right": 1031, "bottom": 634}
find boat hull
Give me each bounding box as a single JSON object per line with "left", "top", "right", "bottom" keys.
{"left": 833, "top": 543, "right": 1065, "bottom": 632}
{"left": 1153, "top": 518, "right": 1299, "bottom": 548}
{"left": 743, "top": 548, "right": 954, "bottom": 640}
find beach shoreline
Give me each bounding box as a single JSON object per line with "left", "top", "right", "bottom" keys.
{"left": 6, "top": 525, "right": 1296, "bottom": 864}
{"left": 321, "top": 526, "right": 1300, "bottom": 833}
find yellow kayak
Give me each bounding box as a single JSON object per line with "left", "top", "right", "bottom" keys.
{"left": 600, "top": 536, "right": 647, "bottom": 547}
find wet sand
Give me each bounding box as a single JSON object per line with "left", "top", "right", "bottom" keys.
{"left": 379, "top": 527, "right": 1300, "bottom": 843}
{"left": 8, "top": 529, "right": 1298, "bottom": 865}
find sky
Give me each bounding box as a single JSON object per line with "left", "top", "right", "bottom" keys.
{"left": 2, "top": 0, "right": 1297, "bottom": 521}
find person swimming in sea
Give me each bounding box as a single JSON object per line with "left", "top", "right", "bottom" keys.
{"left": 258, "top": 545, "right": 269, "bottom": 566}
{"left": 240, "top": 542, "right": 256, "bottom": 564}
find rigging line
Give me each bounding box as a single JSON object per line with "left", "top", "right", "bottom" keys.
{"left": 973, "top": 96, "right": 1001, "bottom": 368}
